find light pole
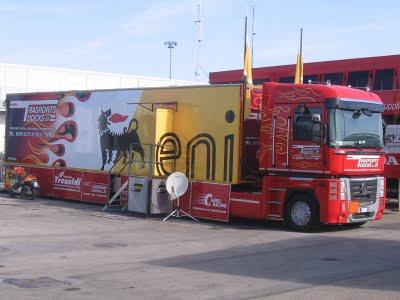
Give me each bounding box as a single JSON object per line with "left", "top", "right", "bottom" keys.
{"left": 164, "top": 41, "right": 177, "bottom": 79}
{"left": 250, "top": 0, "right": 256, "bottom": 66}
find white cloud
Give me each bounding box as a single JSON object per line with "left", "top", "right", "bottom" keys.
{"left": 122, "top": 1, "right": 192, "bottom": 36}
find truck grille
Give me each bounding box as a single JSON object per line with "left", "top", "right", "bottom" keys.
{"left": 349, "top": 178, "right": 377, "bottom": 203}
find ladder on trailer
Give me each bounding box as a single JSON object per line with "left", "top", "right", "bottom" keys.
{"left": 102, "top": 152, "right": 130, "bottom": 211}
{"left": 102, "top": 143, "right": 176, "bottom": 212}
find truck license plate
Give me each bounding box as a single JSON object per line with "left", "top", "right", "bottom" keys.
{"left": 360, "top": 207, "right": 368, "bottom": 213}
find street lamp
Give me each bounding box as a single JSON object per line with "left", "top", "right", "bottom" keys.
{"left": 164, "top": 41, "right": 177, "bottom": 79}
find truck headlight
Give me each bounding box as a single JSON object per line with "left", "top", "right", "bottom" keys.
{"left": 377, "top": 177, "right": 385, "bottom": 198}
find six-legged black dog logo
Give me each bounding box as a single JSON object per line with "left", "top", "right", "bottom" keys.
{"left": 98, "top": 109, "right": 145, "bottom": 170}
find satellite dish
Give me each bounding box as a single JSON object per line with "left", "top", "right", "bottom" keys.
{"left": 166, "top": 172, "right": 188, "bottom": 200}
{"left": 163, "top": 172, "right": 197, "bottom": 222}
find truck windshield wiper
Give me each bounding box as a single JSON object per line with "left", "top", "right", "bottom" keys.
{"left": 361, "top": 108, "right": 372, "bottom": 117}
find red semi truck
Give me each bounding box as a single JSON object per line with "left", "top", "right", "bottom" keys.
{"left": 210, "top": 54, "right": 399, "bottom": 205}
{"left": 3, "top": 83, "right": 386, "bottom": 231}
{"left": 236, "top": 82, "right": 386, "bottom": 230}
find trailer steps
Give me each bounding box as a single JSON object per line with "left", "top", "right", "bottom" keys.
{"left": 103, "top": 179, "right": 128, "bottom": 211}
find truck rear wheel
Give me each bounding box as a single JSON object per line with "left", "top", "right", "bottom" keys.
{"left": 284, "top": 194, "right": 320, "bottom": 232}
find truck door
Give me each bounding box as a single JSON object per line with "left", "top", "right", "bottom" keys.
{"left": 270, "top": 104, "right": 292, "bottom": 170}
{"left": 289, "top": 104, "right": 323, "bottom": 173}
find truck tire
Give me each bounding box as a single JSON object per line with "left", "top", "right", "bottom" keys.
{"left": 284, "top": 194, "right": 320, "bottom": 232}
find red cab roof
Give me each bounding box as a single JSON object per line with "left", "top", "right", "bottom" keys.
{"left": 263, "top": 82, "right": 381, "bottom": 104}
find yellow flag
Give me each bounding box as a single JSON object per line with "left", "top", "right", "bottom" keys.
{"left": 294, "top": 28, "right": 303, "bottom": 84}
{"left": 243, "top": 16, "right": 253, "bottom": 118}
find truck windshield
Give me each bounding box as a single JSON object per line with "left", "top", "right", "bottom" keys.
{"left": 329, "top": 108, "right": 383, "bottom": 148}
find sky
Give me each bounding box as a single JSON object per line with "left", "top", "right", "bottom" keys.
{"left": 0, "top": 0, "right": 399, "bottom": 82}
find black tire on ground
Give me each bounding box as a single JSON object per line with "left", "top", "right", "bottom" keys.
{"left": 284, "top": 193, "right": 320, "bottom": 232}
{"left": 8, "top": 189, "right": 15, "bottom": 198}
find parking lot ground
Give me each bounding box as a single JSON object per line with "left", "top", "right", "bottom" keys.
{"left": 0, "top": 195, "right": 399, "bottom": 299}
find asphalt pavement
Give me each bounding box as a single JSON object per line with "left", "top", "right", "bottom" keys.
{"left": 0, "top": 195, "right": 399, "bottom": 299}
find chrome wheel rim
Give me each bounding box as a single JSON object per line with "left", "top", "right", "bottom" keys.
{"left": 291, "top": 201, "right": 311, "bottom": 227}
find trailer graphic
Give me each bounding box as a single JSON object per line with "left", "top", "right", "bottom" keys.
{"left": 97, "top": 109, "right": 144, "bottom": 170}
{"left": 5, "top": 86, "right": 241, "bottom": 183}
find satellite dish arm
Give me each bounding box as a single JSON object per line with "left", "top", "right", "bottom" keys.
{"left": 171, "top": 186, "right": 177, "bottom": 200}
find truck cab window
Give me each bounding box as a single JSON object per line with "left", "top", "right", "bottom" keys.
{"left": 294, "top": 106, "right": 322, "bottom": 141}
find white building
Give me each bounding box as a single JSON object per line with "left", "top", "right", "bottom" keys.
{"left": 0, "top": 63, "right": 203, "bottom": 154}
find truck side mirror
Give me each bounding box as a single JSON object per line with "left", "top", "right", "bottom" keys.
{"left": 312, "top": 114, "right": 322, "bottom": 143}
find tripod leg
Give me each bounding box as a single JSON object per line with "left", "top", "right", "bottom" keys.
{"left": 163, "top": 209, "right": 177, "bottom": 222}
{"left": 179, "top": 209, "right": 199, "bottom": 222}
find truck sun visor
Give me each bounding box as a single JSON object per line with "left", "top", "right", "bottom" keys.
{"left": 326, "top": 98, "right": 384, "bottom": 112}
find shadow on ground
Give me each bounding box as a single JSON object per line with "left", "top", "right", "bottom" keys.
{"left": 2, "top": 193, "right": 396, "bottom": 232}
{"left": 146, "top": 235, "right": 400, "bottom": 292}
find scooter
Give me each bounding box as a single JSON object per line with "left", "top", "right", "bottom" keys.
{"left": 9, "top": 174, "right": 40, "bottom": 200}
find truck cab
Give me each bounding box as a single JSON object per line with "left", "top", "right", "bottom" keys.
{"left": 233, "top": 82, "right": 386, "bottom": 231}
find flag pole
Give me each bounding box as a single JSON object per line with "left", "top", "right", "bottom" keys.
{"left": 251, "top": 1, "right": 256, "bottom": 66}
{"left": 299, "top": 27, "right": 303, "bottom": 84}
{"left": 294, "top": 28, "right": 304, "bottom": 84}
{"left": 243, "top": 16, "right": 253, "bottom": 118}
{"left": 244, "top": 16, "right": 248, "bottom": 86}
{"left": 299, "top": 28, "right": 303, "bottom": 65}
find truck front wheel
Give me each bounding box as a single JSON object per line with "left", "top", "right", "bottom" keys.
{"left": 284, "top": 194, "right": 320, "bottom": 232}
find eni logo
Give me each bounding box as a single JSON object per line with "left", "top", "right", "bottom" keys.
{"left": 155, "top": 132, "right": 235, "bottom": 182}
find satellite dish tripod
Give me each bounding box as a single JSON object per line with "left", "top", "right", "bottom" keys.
{"left": 163, "top": 186, "right": 198, "bottom": 222}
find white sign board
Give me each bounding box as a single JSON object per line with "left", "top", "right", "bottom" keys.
{"left": 385, "top": 125, "right": 400, "bottom": 153}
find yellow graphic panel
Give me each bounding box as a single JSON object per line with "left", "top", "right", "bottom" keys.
{"left": 155, "top": 108, "right": 175, "bottom": 176}
{"left": 114, "top": 85, "right": 242, "bottom": 183}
